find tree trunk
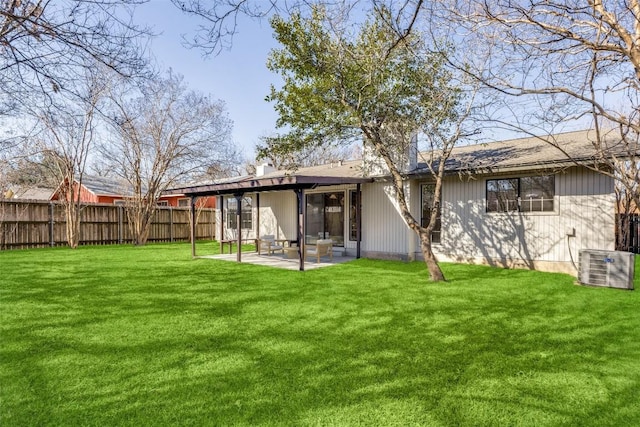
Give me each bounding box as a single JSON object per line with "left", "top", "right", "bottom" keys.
{"left": 66, "top": 202, "right": 80, "bottom": 249}
{"left": 418, "top": 228, "right": 445, "bottom": 282}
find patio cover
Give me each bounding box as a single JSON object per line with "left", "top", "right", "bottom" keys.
{"left": 168, "top": 170, "right": 373, "bottom": 271}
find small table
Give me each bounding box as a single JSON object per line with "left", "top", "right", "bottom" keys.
{"left": 283, "top": 247, "right": 299, "bottom": 259}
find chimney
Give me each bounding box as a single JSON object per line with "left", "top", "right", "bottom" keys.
{"left": 362, "top": 133, "right": 418, "bottom": 176}
{"left": 256, "top": 162, "right": 277, "bottom": 177}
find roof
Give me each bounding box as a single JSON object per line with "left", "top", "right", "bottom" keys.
{"left": 78, "top": 175, "right": 131, "bottom": 197}
{"left": 168, "top": 160, "right": 372, "bottom": 197}
{"left": 169, "top": 129, "right": 634, "bottom": 197}
{"left": 4, "top": 186, "right": 54, "bottom": 200}
{"left": 416, "top": 129, "right": 636, "bottom": 176}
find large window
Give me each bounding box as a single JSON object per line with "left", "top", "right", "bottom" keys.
{"left": 227, "top": 196, "right": 252, "bottom": 229}
{"left": 486, "top": 175, "right": 555, "bottom": 213}
{"left": 306, "top": 192, "right": 345, "bottom": 246}
{"left": 421, "top": 184, "right": 441, "bottom": 243}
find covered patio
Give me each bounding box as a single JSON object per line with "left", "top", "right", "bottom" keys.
{"left": 169, "top": 169, "right": 373, "bottom": 271}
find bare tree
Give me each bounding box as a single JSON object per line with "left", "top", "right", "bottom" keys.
{"left": 450, "top": 0, "right": 640, "bottom": 211}
{"left": 26, "top": 70, "right": 107, "bottom": 248}
{"left": 0, "top": 0, "right": 150, "bottom": 109}
{"left": 104, "top": 70, "right": 235, "bottom": 245}
{"left": 257, "top": 135, "right": 357, "bottom": 169}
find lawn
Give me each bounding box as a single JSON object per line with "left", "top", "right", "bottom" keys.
{"left": 1, "top": 243, "right": 640, "bottom": 426}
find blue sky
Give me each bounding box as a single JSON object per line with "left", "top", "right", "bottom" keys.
{"left": 135, "top": 2, "right": 281, "bottom": 160}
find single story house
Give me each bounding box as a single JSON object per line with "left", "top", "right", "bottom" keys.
{"left": 170, "top": 130, "right": 624, "bottom": 275}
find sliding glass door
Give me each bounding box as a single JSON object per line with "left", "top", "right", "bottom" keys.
{"left": 305, "top": 192, "right": 345, "bottom": 246}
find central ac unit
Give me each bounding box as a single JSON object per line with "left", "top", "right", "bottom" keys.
{"left": 579, "top": 249, "right": 635, "bottom": 290}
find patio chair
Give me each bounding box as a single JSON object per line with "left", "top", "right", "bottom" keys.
{"left": 305, "top": 239, "right": 333, "bottom": 263}
{"left": 257, "top": 235, "right": 284, "bottom": 255}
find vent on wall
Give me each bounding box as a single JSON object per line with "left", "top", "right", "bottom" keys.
{"left": 579, "top": 250, "right": 635, "bottom": 290}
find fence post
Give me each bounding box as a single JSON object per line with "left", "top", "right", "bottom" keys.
{"left": 118, "top": 205, "right": 123, "bottom": 244}
{"left": 169, "top": 207, "right": 174, "bottom": 242}
{"left": 49, "top": 202, "right": 55, "bottom": 247}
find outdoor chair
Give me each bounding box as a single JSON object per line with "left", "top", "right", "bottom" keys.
{"left": 257, "top": 235, "right": 284, "bottom": 255}
{"left": 305, "top": 239, "right": 333, "bottom": 263}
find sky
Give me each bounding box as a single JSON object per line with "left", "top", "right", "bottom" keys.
{"left": 134, "top": 1, "right": 281, "bottom": 160}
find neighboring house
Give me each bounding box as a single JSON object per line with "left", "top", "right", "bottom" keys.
{"left": 170, "top": 130, "right": 626, "bottom": 275}
{"left": 49, "top": 175, "right": 215, "bottom": 208}
{"left": 3, "top": 186, "right": 54, "bottom": 201}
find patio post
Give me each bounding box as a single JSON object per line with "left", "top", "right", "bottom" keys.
{"left": 190, "top": 196, "right": 197, "bottom": 258}
{"left": 295, "top": 188, "right": 305, "bottom": 271}
{"left": 356, "top": 183, "right": 362, "bottom": 259}
{"left": 219, "top": 195, "right": 224, "bottom": 253}
{"left": 235, "top": 193, "right": 243, "bottom": 263}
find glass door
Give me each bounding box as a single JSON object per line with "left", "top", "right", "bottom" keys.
{"left": 305, "top": 192, "right": 345, "bottom": 246}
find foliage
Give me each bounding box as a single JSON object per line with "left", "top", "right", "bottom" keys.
{"left": 1, "top": 244, "right": 640, "bottom": 425}
{"left": 262, "top": 6, "right": 467, "bottom": 281}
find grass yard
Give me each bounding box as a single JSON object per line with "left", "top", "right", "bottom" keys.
{"left": 1, "top": 243, "right": 640, "bottom": 426}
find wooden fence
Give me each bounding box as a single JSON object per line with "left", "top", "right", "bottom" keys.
{"left": 616, "top": 213, "right": 640, "bottom": 254}
{"left": 0, "top": 200, "right": 216, "bottom": 250}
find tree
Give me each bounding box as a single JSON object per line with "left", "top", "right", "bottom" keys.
{"left": 263, "top": 6, "right": 472, "bottom": 281}
{"left": 26, "top": 70, "right": 107, "bottom": 248}
{"left": 104, "top": 71, "right": 235, "bottom": 245}
{"left": 453, "top": 0, "right": 640, "bottom": 212}
{"left": 257, "top": 135, "right": 357, "bottom": 169}
{"left": 0, "top": 0, "right": 149, "bottom": 108}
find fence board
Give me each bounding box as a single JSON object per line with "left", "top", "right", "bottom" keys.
{"left": 0, "top": 200, "right": 216, "bottom": 250}
{"left": 616, "top": 213, "right": 640, "bottom": 254}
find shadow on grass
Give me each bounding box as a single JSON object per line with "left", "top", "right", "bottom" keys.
{"left": 2, "top": 245, "right": 640, "bottom": 425}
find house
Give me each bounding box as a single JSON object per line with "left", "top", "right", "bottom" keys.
{"left": 49, "top": 175, "right": 215, "bottom": 208}
{"left": 169, "top": 130, "right": 626, "bottom": 275}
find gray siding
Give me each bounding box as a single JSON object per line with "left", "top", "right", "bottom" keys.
{"left": 433, "top": 166, "right": 615, "bottom": 273}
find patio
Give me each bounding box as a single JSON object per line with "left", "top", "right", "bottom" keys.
{"left": 198, "top": 252, "right": 356, "bottom": 270}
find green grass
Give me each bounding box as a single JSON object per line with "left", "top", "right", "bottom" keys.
{"left": 1, "top": 243, "right": 640, "bottom": 426}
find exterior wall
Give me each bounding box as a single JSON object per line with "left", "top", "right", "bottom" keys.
{"left": 431, "top": 166, "right": 615, "bottom": 274}
{"left": 258, "top": 191, "right": 297, "bottom": 241}
{"left": 360, "top": 181, "right": 412, "bottom": 259}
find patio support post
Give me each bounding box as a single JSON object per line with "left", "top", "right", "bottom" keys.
{"left": 255, "top": 193, "right": 260, "bottom": 247}
{"left": 295, "top": 188, "right": 305, "bottom": 271}
{"left": 356, "top": 183, "right": 362, "bottom": 259}
{"left": 235, "top": 193, "right": 243, "bottom": 263}
{"left": 219, "top": 195, "right": 224, "bottom": 251}
{"left": 190, "top": 196, "right": 196, "bottom": 258}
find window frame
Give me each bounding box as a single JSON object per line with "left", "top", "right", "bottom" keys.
{"left": 485, "top": 175, "right": 556, "bottom": 214}
{"left": 227, "top": 196, "right": 253, "bottom": 230}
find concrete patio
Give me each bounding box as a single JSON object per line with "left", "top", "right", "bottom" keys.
{"left": 198, "top": 252, "right": 356, "bottom": 270}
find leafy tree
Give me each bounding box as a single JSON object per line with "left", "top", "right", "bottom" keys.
{"left": 103, "top": 71, "right": 235, "bottom": 246}
{"left": 263, "top": 6, "right": 470, "bottom": 281}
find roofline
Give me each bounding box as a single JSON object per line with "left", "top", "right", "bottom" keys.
{"left": 167, "top": 175, "right": 374, "bottom": 197}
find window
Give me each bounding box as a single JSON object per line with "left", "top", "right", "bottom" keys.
{"left": 421, "top": 184, "right": 441, "bottom": 243}
{"left": 178, "top": 198, "right": 190, "bottom": 207}
{"left": 157, "top": 200, "right": 169, "bottom": 207}
{"left": 486, "top": 175, "right": 555, "bottom": 213}
{"left": 306, "top": 192, "right": 345, "bottom": 246}
{"left": 227, "top": 196, "right": 252, "bottom": 229}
